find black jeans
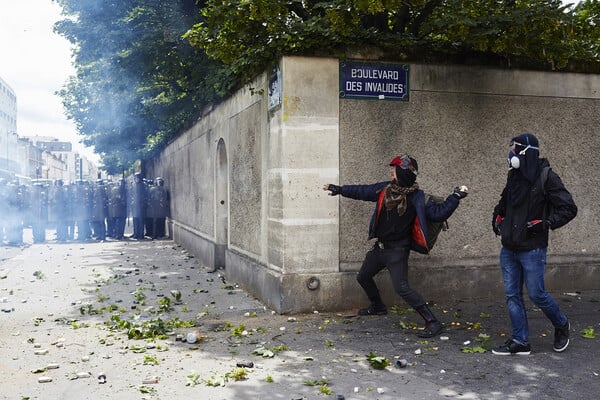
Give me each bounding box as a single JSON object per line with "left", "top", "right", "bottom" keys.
{"left": 356, "top": 244, "right": 425, "bottom": 309}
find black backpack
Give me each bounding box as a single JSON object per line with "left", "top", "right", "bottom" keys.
{"left": 422, "top": 193, "right": 449, "bottom": 251}
{"left": 410, "top": 192, "right": 449, "bottom": 254}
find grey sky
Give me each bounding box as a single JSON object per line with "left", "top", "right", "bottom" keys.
{"left": 0, "top": 0, "right": 97, "bottom": 161}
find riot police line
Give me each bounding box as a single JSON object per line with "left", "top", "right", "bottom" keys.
{"left": 0, "top": 173, "right": 170, "bottom": 246}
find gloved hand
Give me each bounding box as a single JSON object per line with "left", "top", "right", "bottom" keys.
{"left": 492, "top": 214, "right": 502, "bottom": 235}
{"left": 453, "top": 186, "right": 468, "bottom": 199}
{"left": 323, "top": 184, "right": 341, "bottom": 196}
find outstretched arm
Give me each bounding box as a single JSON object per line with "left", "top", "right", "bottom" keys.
{"left": 322, "top": 182, "right": 388, "bottom": 202}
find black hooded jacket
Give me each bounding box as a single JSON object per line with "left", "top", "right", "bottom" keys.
{"left": 493, "top": 158, "right": 577, "bottom": 251}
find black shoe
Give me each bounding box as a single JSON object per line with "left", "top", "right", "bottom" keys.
{"left": 553, "top": 320, "right": 570, "bottom": 352}
{"left": 492, "top": 339, "right": 531, "bottom": 355}
{"left": 357, "top": 305, "right": 387, "bottom": 316}
{"left": 417, "top": 320, "right": 443, "bottom": 338}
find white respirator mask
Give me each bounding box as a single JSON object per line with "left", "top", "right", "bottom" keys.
{"left": 508, "top": 140, "right": 538, "bottom": 169}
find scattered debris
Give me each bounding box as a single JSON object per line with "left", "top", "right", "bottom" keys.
{"left": 186, "top": 371, "right": 201, "bottom": 386}
{"left": 236, "top": 361, "right": 254, "bottom": 368}
{"left": 366, "top": 352, "right": 389, "bottom": 369}
{"left": 142, "top": 376, "right": 159, "bottom": 384}
{"left": 581, "top": 327, "right": 596, "bottom": 339}
{"left": 186, "top": 330, "right": 200, "bottom": 343}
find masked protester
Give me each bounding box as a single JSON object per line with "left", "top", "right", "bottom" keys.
{"left": 492, "top": 133, "right": 577, "bottom": 355}
{"left": 323, "top": 155, "right": 468, "bottom": 338}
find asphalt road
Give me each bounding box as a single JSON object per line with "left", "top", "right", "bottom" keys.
{"left": 1, "top": 229, "right": 599, "bottom": 400}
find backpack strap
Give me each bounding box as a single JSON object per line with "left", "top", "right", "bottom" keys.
{"left": 424, "top": 193, "right": 431, "bottom": 205}
{"left": 375, "top": 187, "right": 386, "bottom": 227}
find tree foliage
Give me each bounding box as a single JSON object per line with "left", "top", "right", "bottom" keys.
{"left": 54, "top": 0, "right": 599, "bottom": 172}
{"left": 53, "top": 0, "right": 233, "bottom": 173}
{"left": 185, "top": 0, "right": 599, "bottom": 84}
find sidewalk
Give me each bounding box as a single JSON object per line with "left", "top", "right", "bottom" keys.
{"left": 0, "top": 234, "right": 599, "bottom": 400}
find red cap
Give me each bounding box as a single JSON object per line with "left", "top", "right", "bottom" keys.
{"left": 389, "top": 156, "right": 404, "bottom": 167}
{"left": 389, "top": 155, "right": 418, "bottom": 174}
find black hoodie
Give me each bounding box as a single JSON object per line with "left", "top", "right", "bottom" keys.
{"left": 493, "top": 158, "right": 577, "bottom": 251}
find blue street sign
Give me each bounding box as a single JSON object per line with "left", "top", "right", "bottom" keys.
{"left": 339, "top": 61, "right": 409, "bottom": 101}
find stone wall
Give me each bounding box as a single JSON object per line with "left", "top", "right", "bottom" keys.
{"left": 147, "top": 57, "right": 600, "bottom": 313}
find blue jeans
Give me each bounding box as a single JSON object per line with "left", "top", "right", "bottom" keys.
{"left": 499, "top": 247, "right": 567, "bottom": 345}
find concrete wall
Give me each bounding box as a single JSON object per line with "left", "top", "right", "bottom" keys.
{"left": 337, "top": 64, "right": 600, "bottom": 305}
{"left": 147, "top": 57, "right": 600, "bottom": 313}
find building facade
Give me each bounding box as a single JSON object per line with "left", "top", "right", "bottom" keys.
{"left": 0, "top": 77, "right": 18, "bottom": 179}
{"left": 0, "top": 76, "right": 98, "bottom": 184}
{"left": 26, "top": 136, "right": 98, "bottom": 182}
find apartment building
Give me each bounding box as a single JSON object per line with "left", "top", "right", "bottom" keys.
{"left": 0, "top": 77, "right": 18, "bottom": 178}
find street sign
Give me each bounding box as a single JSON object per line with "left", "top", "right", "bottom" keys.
{"left": 339, "top": 61, "right": 409, "bottom": 101}
{"left": 268, "top": 65, "right": 282, "bottom": 111}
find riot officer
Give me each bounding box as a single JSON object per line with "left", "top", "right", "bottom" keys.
{"left": 28, "top": 182, "right": 49, "bottom": 243}
{"left": 147, "top": 177, "right": 170, "bottom": 239}
{"left": 5, "top": 180, "right": 24, "bottom": 246}
{"left": 144, "top": 179, "right": 155, "bottom": 238}
{"left": 105, "top": 181, "right": 115, "bottom": 238}
{"left": 108, "top": 178, "right": 128, "bottom": 240}
{"left": 129, "top": 173, "right": 147, "bottom": 240}
{"left": 65, "top": 182, "right": 76, "bottom": 240}
{"left": 48, "top": 179, "right": 69, "bottom": 242}
{"left": 73, "top": 180, "right": 92, "bottom": 241}
{"left": 90, "top": 179, "right": 108, "bottom": 241}
{"left": 0, "top": 178, "right": 8, "bottom": 243}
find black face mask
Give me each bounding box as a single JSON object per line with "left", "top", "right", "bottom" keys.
{"left": 395, "top": 167, "right": 416, "bottom": 187}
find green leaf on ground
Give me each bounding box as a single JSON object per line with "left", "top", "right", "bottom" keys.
{"left": 366, "top": 352, "right": 389, "bottom": 369}
{"left": 581, "top": 327, "right": 596, "bottom": 339}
